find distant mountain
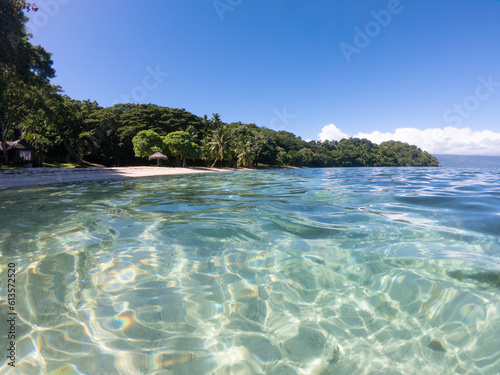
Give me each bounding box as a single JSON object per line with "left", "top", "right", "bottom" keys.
{"left": 434, "top": 154, "right": 500, "bottom": 168}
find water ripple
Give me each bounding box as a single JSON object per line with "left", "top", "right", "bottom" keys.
{"left": 1, "top": 167, "right": 500, "bottom": 374}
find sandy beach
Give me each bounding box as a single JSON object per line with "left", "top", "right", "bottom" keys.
{"left": 0, "top": 166, "right": 239, "bottom": 189}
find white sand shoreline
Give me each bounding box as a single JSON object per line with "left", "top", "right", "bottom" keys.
{"left": 0, "top": 166, "right": 242, "bottom": 189}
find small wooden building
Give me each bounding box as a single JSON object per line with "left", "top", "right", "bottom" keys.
{"left": 0, "top": 139, "right": 37, "bottom": 164}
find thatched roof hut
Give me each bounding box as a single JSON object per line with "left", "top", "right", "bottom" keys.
{"left": 149, "top": 152, "right": 167, "bottom": 166}
{"left": 0, "top": 139, "right": 36, "bottom": 164}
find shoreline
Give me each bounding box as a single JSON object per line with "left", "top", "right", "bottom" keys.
{"left": 0, "top": 166, "right": 243, "bottom": 189}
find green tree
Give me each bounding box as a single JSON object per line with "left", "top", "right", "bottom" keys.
{"left": 105, "top": 104, "right": 203, "bottom": 164}
{"left": 18, "top": 83, "right": 64, "bottom": 164}
{"left": 79, "top": 107, "right": 124, "bottom": 166}
{"left": 0, "top": 0, "right": 55, "bottom": 163}
{"left": 252, "top": 128, "right": 279, "bottom": 165}
{"left": 0, "top": 69, "right": 56, "bottom": 163}
{"left": 233, "top": 138, "right": 256, "bottom": 168}
{"left": 297, "top": 148, "right": 313, "bottom": 166}
{"left": 204, "top": 125, "right": 233, "bottom": 167}
{"left": 164, "top": 130, "right": 201, "bottom": 167}
{"left": 132, "top": 130, "right": 164, "bottom": 159}
{"left": 378, "top": 141, "right": 439, "bottom": 167}
{"left": 276, "top": 146, "right": 288, "bottom": 166}
{"left": 58, "top": 98, "right": 101, "bottom": 164}
{"left": 208, "top": 113, "right": 222, "bottom": 130}
{"left": 275, "top": 130, "right": 307, "bottom": 151}
{"left": 185, "top": 124, "right": 199, "bottom": 141}
{"left": 287, "top": 150, "right": 299, "bottom": 167}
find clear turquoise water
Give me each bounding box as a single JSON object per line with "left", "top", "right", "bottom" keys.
{"left": 1, "top": 167, "right": 500, "bottom": 375}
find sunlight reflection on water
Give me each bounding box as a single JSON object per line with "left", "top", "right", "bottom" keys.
{"left": 1, "top": 167, "right": 500, "bottom": 374}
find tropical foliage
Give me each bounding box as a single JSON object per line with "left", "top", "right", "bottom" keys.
{"left": 132, "top": 129, "right": 164, "bottom": 159}
{"left": 2, "top": 92, "right": 440, "bottom": 168}
{"left": 205, "top": 124, "right": 233, "bottom": 167}
{"left": 163, "top": 130, "right": 201, "bottom": 167}
{"left": 0, "top": 0, "right": 55, "bottom": 162}
{"left": 0, "top": 3, "right": 440, "bottom": 168}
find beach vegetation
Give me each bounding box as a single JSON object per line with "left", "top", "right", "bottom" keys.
{"left": 233, "top": 138, "right": 256, "bottom": 168}
{"left": 163, "top": 131, "right": 201, "bottom": 167}
{"left": 0, "top": 2, "right": 439, "bottom": 169}
{"left": 1, "top": 0, "right": 55, "bottom": 164}
{"left": 132, "top": 130, "right": 165, "bottom": 159}
{"left": 204, "top": 124, "right": 234, "bottom": 167}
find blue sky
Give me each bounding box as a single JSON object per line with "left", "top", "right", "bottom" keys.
{"left": 26, "top": 0, "right": 500, "bottom": 155}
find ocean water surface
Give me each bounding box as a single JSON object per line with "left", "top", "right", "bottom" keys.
{"left": 1, "top": 167, "right": 500, "bottom": 374}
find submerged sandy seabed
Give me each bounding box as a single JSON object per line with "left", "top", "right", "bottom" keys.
{"left": 0, "top": 166, "right": 240, "bottom": 189}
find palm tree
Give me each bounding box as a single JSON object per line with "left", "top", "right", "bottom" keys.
{"left": 234, "top": 139, "right": 255, "bottom": 168}
{"left": 185, "top": 125, "right": 199, "bottom": 141}
{"left": 204, "top": 125, "right": 233, "bottom": 167}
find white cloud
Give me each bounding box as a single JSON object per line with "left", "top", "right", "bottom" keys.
{"left": 318, "top": 125, "right": 500, "bottom": 156}
{"left": 318, "top": 124, "right": 349, "bottom": 142}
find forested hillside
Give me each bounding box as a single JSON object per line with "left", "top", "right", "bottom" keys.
{"left": 1, "top": 1, "right": 439, "bottom": 168}
{"left": 20, "top": 99, "right": 437, "bottom": 168}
